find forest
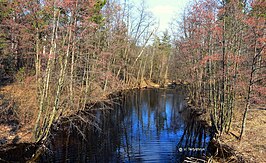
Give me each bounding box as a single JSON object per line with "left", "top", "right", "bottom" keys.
{"left": 0, "top": 0, "right": 265, "bottom": 162}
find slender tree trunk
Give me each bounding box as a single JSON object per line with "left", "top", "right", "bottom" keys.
{"left": 45, "top": 16, "right": 74, "bottom": 140}
{"left": 34, "top": 8, "right": 59, "bottom": 141}
{"left": 149, "top": 46, "right": 155, "bottom": 80}
{"left": 70, "top": 20, "right": 76, "bottom": 107}
{"left": 240, "top": 39, "right": 258, "bottom": 139}
{"left": 220, "top": 17, "right": 227, "bottom": 134}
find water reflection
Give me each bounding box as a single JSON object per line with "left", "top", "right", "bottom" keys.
{"left": 39, "top": 89, "right": 210, "bottom": 162}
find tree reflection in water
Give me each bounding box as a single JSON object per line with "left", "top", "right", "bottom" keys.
{"left": 39, "top": 89, "right": 210, "bottom": 162}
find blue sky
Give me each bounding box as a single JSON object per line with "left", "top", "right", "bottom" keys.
{"left": 131, "top": 0, "right": 189, "bottom": 33}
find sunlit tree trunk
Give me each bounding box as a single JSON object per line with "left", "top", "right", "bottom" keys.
{"left": 240, "top": 38, "right": 264, "bottom": 139}
{"left": 34, "top": 7, "right": 59, "bottom": 141}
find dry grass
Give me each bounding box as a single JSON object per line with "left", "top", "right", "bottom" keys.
{"left": 0, "top": 77, "right": 129, "bottom": 145}
{"left": 2, "top": 82, "right": 38, "bottom": 124}
{"left": 0, "top": 79, "right": 38, "bottom": 144}
{"left": 219, "top": 104, "right": 266, "bottom": 163}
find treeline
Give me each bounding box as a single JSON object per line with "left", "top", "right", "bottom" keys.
{"left": 0, "top": 0, "right": 264, "bottom": 142}
{"left": 171, "top": 0, "right": 265, "bottom": 139}
{"left": 0, "top": 0, "right": 171, "bottom": 141}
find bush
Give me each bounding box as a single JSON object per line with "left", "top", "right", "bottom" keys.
{"left": 15, "top": 67, "right": 26, "bottom": 83}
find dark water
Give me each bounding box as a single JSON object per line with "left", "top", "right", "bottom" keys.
{"left": 39, "top": 89, "right": 211, "bottom": 162}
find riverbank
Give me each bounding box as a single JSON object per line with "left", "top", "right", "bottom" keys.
{"left": 205, "top": 103, "right": 266, "bottom": 162}
{"left": 0, "top": 79, "right": 176, "bottom": 146}
{"left": 1, "top": 80, "right": 264, "bottom": 162}
{"left": 23, "top": 89, "right": 211, "bottom": 162}
{"left": 218, "top": 107, "right": 266, "bottom": 162}
{"left": 184, "top": 95, "right": 266, "bottom": 163}
{"left": 0, "top": 81, "right": 186, "bottom": 162}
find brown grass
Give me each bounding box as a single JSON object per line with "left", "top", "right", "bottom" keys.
{"left": 0, "top": 77, "right": 139, "bottom": 145}
{"left": 0, "top": 79, "right": 38, "bottom": 144}
{"left": 219, "top": 102, "right": 266, "bottom": 163}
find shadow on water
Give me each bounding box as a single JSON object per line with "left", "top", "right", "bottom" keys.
{"left": 38, "top": 89, "right": 211, "bottom": 162}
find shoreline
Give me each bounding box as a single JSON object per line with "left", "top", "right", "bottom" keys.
{"left": 1, "top": 83, "right": 265, "bottom": 162}
{"left": 0, "top": 82, "right": 184, "bottom": 162}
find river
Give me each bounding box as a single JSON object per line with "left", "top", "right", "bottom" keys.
{"left": 39, "top": 89, "right": 211, "bottom": 162}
